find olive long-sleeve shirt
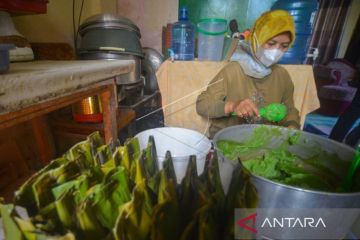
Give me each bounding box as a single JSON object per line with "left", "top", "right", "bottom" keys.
{"left": 196, "top": 61, "right": 300, "bottom": 138}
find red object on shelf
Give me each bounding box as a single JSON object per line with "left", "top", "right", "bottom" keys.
{"left": 73, "top": 113, "right": 104, "bottom": 123}
{"left": 0, "top": 0, "right": 48, "bottom": 14}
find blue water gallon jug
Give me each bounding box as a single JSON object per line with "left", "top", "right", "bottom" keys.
{"left": 171, "top": 7, "right": 195, "bottom": 60}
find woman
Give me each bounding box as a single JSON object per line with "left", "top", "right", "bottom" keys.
{"left": 196, "top": 10, "right": 300, "bottom": 138}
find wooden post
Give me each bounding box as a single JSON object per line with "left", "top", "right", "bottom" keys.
{"left": 31, "top": 115, "right": 56, "bottom": 165}
{"left": 100, "top": 84, "right": 119, "bottom": 143}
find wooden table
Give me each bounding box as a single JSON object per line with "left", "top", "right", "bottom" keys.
{"left": 0, "top": 60, "right": 135, "bottom": 164}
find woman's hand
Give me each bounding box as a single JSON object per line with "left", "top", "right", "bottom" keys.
{"left": 224, "top": 99, "right": 259, "bottom": 118}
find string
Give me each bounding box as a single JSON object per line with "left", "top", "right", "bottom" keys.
{"left": 135, "top": 78, "right": 224, "bottom": 122}
{"left": 133, "top": 78, "right": 224, "bottom": 153}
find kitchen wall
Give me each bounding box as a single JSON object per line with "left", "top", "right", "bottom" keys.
{"left": 12, "top": 0, "right": 118, "bottom": 49}
{"left": 11, "top": 0, "right": 178, "bottom": 54}
{"left": 10, "top": 0, "right": 358, "bottom": 60}
{"left": 117, "top": 0, "right": 177, "bottom": 54}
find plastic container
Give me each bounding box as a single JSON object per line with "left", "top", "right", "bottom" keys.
{"left": 197, "top": 18, "right": 227, "bottom": 61}
{"left": 171, "top": 7, "right": 195, "bottom": 60}
{"left": 0, "top": 44, "right": 15, "bottom": 74}
{"left": 135, "top": 127, "right": 211, "bottom": 183}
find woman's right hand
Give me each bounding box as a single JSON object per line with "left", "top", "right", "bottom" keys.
{"left": 225, "top": 99, "right": 259, "bottom": 118}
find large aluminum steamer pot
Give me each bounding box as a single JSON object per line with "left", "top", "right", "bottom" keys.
{"left": 78, "top": 51, "right": 141, "bottom": 85}
{"left": 213, "top": 124, "right": 360, "bottom": 239}
{"left": 78, "top": 13, "right": 143, "bottom": 57}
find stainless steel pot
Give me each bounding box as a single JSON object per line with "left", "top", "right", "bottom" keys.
{"left": 214, "top": 124, "right": 360, "bottom": 239}
{"left": 142, "top": 47, "right": 163, "bottom": 71}
{"left": 79, "top": 14, "right": 141, "bottom": 37}
{"left": 78, "top": 51, "right": 141, "bottom": 85}
{"left": 78, "top": 14, "right": 143, "bottom": 57}
{"left": 141, "top": 47, "right": 164, "bottom": 94}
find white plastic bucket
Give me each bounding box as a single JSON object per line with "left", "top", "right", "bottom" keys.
{"left": 135, "top": 127, "right": 211, "bottom": 183}
{"left": 197, "top": 18, "right": 227, "bottom": 61}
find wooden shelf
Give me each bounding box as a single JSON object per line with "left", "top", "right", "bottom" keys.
{"left": 0, "top": 171, "right": 35, "bottom": 203}
{"left": 50, "top": 108, "right": 136, "bottom": 155}
{"left": 50, "top": 108, "right": 136, "bottom": 137}
{"left": 0, "top": 60, "right": 135, "bottom": 164}
{"left": 0, "top": 0, "right": 48, "bottom": 15}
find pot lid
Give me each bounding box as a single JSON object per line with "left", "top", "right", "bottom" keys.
{"left": 79, "top": 13, "right": 141, "bottom": 37}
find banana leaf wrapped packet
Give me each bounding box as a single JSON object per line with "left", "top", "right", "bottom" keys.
{"left": 2, "top": 131, "right": 259, "bottom": 240}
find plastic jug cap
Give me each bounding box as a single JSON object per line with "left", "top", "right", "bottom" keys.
{"left": 179, "top": 7, "right": 189, "bottom": 21}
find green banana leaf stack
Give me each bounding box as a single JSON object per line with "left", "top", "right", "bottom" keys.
{"left": 0, "top": 131, "right": 258, "bottom": 240}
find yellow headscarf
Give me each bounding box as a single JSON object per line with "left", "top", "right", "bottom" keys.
{"left": 248, "top": 10, "right": 295, "bottom": 55}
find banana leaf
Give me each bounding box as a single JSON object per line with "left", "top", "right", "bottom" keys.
{"left": 224, "top": 164, "right": 258, "bottom": 239}
{"left": 150, "top": 170, "right": 180, "bottom": 240}
{"left": 179, "top": 155, "right": 199, "bottom": 229}
{"left": 142, "top": 136, "right": 159, "bottom": 179}
{"left": 180, "top": 202, "right": 218, "bottom": 240}
{"left": 147, "top": 172, "right": 160, "bottom": 197}
{"left": 0, "top": 204, "right": 23, "bottom": 240}
{"left": 131, "top": 153, "right": 147, "bottom": 186}
{"left": 179, "top": 156, "right": 211, "bottom": 232}
{"left": 52, "top": 174, "right": 89, "bottom": 203}
{"left": 125, "top": 137, "right": 141, "bottom": 162}
{"left": 0, "top": 205, "right": 57, "bottom": 240}
{"left": 14, "top": 216, "right": 36, "bottom": 240}
{"left": 157, "top": 169, "right": 177, "bottom": 205}
{"left": 225, "top": 164, "right": 258, "bottom": 210}
{"left": 63, "top": 140, "right": 92, "bottom": 168}
{"left": 87, "top": 132, "right": 105, "bottom": 162}
{"left": 92, "top": 167, "right": 132, "bottom": 230}
{"left": 112, "top": 147, "right": 122, "bottom": 167}
{"left": 95, "top": 144, "right": 113, "bottom": 166}
{"left": 113, "top": 146, "right": 131, "bottom": 171}
{"left": 76, "top": 197, "right": 107, "bottom": 240}
{"left": 126, "top": 138, "right": 142, "bottom": 184}
{"left": 162, "top": 151, "right": 177, "bottom": 182}
{"left": 199, "top": 153, "right": 226, "bottom": 236}
{"left": 151, "top": 200, "right": 180, "bottom": 240}
{"left": 30, "top": 232, "right": 76, "bottom": 240}
{"left": 98, "top": 144, "right": 120, "bottom": 175}
{"left": 32, "top": 160, "right": 83, "bottom": 216}
{"left": 13, "top": 211, "right": 76, "bottom": 240}
{"left": 15, "top": 157, "right": 67, "bottom": 210}
{"left": 139, "top": 136, "right": 160, "bottom": 194}
{"left": 54, "top": 188, "right": 77, "bottom": 232}
{"left": 50, "top": 160, "right": 81, "bottom": 186}
{"left": 198, "top": 208, "right": 217, "bottom": 240}
{"left": 32, "top": 172, "right": 56, "bottom": 210}
{"left": 37, "top": 202, "right": 60, "bottom": 231}
{"left": 113, "top": 180, "right": 153, "bottom": 240}
{"left": 200, "top": 152, "right": 225, "bottom": 205}
{"left": 63, "top": 131, "right": 105, "bottom": 170}
{"left": 109, "top": 138, "right": 121, "bottom": 153}
{"left": 18, "top": 156, "right": 86, "bottom": 213}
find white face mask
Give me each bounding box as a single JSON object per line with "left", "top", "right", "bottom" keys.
{"left": 256, "top": 47, "right": 284, "bottom": 67}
